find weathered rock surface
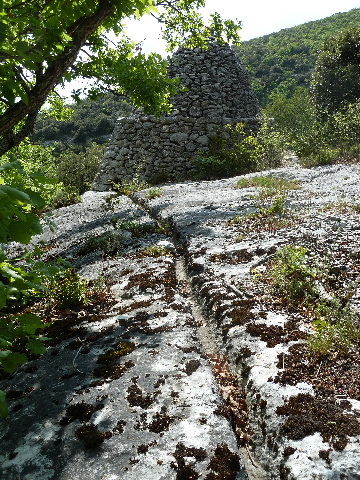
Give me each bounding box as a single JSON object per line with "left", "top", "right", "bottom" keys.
{"left": 0, "top": 192, "right": 248, "bottom": 480}
{"left": 133, "top": 163, "right": 360, "bottom": 480}
{"left": 1, "top": 162, "right": 360, "bottom": 479}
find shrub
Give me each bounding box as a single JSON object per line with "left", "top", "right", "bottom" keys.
{"left": 309, "top": 302, "right": 360, "bottom": 354}
{"left": 113, "top": 177, "right": 149, "bottom": 196}
{"left": 47, "top": 268, "right": 87, "bottom": 309}
{"left": 56, "top": 143, "right": 105, "bottom": 195}
{"left": 311, "top": 26, "right": 360, "bottom": 117}
{"left": 266, "top": 245, "right": 318, "bottom": 303}
{"left": 0, "top": 160, "right": 69, "bottom": 417}
{"left": 192, "top": 121, "right": 283, "bottom": 180}
{"left": 140, "top": 245, "right": 172, "bottom": 257}
{"left": 260, "top": 244, "right": 360, "bottom": 354}
{"left": 0, "top": 140, "right": 64, "bottom": 207}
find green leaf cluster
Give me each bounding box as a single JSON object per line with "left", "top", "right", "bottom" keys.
{"left": 267, "top": 245, "right": 319, "bottom": 303}
{"left": 0, "top": 159, "right": 66, "bottom": 417}
{"left": 0, "top": 159, "right": 46, "bottom": 244}
{"left": 192, "top": 122, "right": 283, "bottom": 180}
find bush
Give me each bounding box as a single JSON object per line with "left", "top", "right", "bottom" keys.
{"left": 266, "top": 245, "right": 318, "bottom": 303}
{"left": 47, "top": 268, "right": 87, "bottom": 309}
{"left": 192, "top": 121, "right": 283, "bottom": 180}
{"left": 56, "top": 143, "right": 105, "bottom": 194}
{"left": 265, "top": 88, "right": 360, "bottom": 165}
{"left": 0, "top": 160, "right": 68, "bottom": 417}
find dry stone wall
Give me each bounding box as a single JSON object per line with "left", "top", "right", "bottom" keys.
{"left": 93, "top": 41, "right": 260, "bottom": 191}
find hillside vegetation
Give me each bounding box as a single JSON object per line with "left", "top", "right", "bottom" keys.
{"left": 31, "top": 94, "right": 132, "bottom": 153}
{"left": 235, "top": 8, "right": 359, "bottom": 106}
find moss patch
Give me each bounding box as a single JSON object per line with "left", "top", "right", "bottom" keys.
{"left": 126, "top": 383, "right": 155, "bottom": 409}
{"left": 75, "top": 423, "right": 112, "bottom": 449}
{"left": 205, "top": 444, "right": 240, "bottom": 480}
{"left": 96, "top": 341, "right": 136, "bottom": 364}
{"left": 60, "top": 401, "right": 103, "bottom": 425}
{"left": 276, "top": 392, "right": 360, "bottom": 450}
{"left": 171, "top": 442, "right": 207, "bottom": 480}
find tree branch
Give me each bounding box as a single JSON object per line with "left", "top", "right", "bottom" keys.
{"left": 0, "top": 0, "right": 116, "bottom": 150}
{"left": 0, "top": 111, "right": 38, "bottom": 156}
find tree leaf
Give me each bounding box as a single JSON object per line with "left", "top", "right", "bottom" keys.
{"left": 26, "top": 338, "right": 46, "bottom": 355}
{"left": 17, "top": 313, "right": 44, "bottom": 335}
{"left": 0, "top": 351, "right": 27, "bottom": 373}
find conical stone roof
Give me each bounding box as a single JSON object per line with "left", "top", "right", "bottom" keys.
{"left": 167, "top": 41, "right": 260, "bottom": 119}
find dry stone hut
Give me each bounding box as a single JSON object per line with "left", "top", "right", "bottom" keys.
{"left": 93, "top": 41, "right": 260, "bottom": 191}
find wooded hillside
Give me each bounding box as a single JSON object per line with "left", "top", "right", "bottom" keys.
{"left": 235, "top": 8, "right": 359, "bottom": 107}
{"left": 31, "top": 94, "right": 132, "bottom": 152}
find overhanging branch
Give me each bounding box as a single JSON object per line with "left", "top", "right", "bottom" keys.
{"left": 0, "top": 0, "right": 117, "bottom": 151}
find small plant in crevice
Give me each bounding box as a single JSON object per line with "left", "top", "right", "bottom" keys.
{"left": 47, "top": 268, "right": 87, "bottom": 309}
{"left": 308, "top": 301, "right": 360, "bottom": 355}
{"left": 235, "top": 175, "right": 300, "bottom": 192}
{"left": 77, "top": 231, "right": 124, "bottom": 257}
{"left": 265, "top": 245, "right": 319, "bottom": 304}
{"left": 140, "top": 245, "right": 173, "bottom": 257}
{"left": 320, "top": 199, "right": 360, "bottom": 215}
{"left": 259, "top": 244, "right": 360, "bottom": 355}
{"left": 117, "top": 220, "right": 156, "bottom": 237}
{"left": 229, "top": 194, "right": 296, "bottom": 235}
{"left": 146, "top": 187, "right": 162, "bottom": 199}
{"left": 113, "top": 177, "right": 149, "bottom": 196}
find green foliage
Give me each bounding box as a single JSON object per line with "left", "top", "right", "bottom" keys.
{"left": 51, "top": 186, "right": 81, "bottom": 210}
{"left": 1, "top": 139, "right": 107, "bottom": 209}
{"left": 0, "top": 314, "right": 49, "bottom": 371}
{"left": 56, "top": 143, "right": 105, "bottom": 195}
{"left": 0, "top": 141, "right": 64, "bottom": 207}
{"left": 229, "top": 194, "right": 295, "bottom": 240}
{"left": 77, "top": 231, "right": 124, "bottom": 257}
{"left": 309, "top": 302, "right": 360, "bottom": 355}
{"left": 0, "top": 249, "right": 60, "bottom": 310}
{"left": 265, "top": 87, "right": 315, "bottom": 151}
{"left": 311, "top": 26, "right": 360, "bottom": 117}
{"left": 235, "top": 175, "right": 300, "bottom": 191}
{"left": 116, "top": 220, "right": 157, "bottom": 237}
{"left": 146, "top": 187, "right": 162, "bottom": 199}
{"left": 31, "top": 93, "right": 132, "bottom": 149}
{"left": 266, "top": 245, "right": 318, "bottom": 303}
{"left": 262, "top": 245, "right": 360, "bottom": 355}
{"left": 192, "top": 121, "right": 283, "bottom": 180}
{"left": 235, "top": 8, "right": 359, "bottom": 107}
{"left": 141, "top": 245, "right": 172, "bottom": 257}
{"left": 265, "top": 88, "right": 360, "bottom": 165}
{"left": 0, "top": 159, "right": 67, "bottom": 417}
{"left": 47, "top": 268, "right": 87, "bottom": 309}
{"left": 113, "top": 178, "right": 149, "bottom": 196}
{"left": 43, "top": 93, "right": 74, "bottom": 122}
{"left": 0, "top": 159, "right": 46, "bottom": 244}
{"left": 0, "top": 249, "right": 65, "bottom": 418}
{"left": 160, "top": 5, "right": 241, "bottom": 51}
{"left": 328, "top": 100, "right": 360, "bottom": 159}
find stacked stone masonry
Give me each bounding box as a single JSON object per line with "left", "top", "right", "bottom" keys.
{"left": 93, "top": 42, "right": 260, "bottom": 191}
